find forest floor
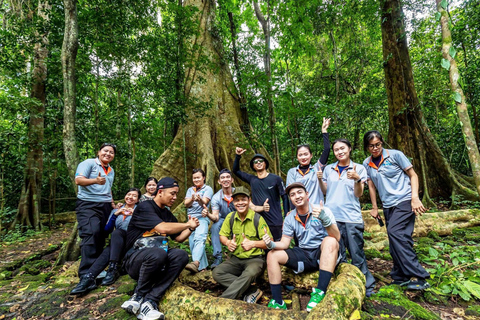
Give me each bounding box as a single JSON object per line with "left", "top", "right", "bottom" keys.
{"left": 0, "top": 212, "right": 479, "bottom": 320}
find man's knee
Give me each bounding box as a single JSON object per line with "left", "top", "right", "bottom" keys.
{"left": 243, "top": 263, "right": 264, "bottom": 278}
{"left": 321, "top": 236, "right": 339, "bottom": 254}
{"left": 143, "top": 248, "right": 168, "bottom": 263}
{"left": 267, "top": 250, "right": 286, "bottom": 265}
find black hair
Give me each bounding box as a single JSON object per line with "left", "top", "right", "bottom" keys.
{"left": 144, "top": 177, "right": 158, "bottom": 188}
{"left": 332, "top": 138, "right": 353, "bottom": 156}
{"left": 363, "top": 130, "right": 385, "bottom": 153}
{"left": 192, "top": 168, "right": 206, "bottom": 177}
{"left": 296, "top": 144, "right": 312, "bottom": 156}
{"left": 99, "top": 142, "right": 116, "bottom": 154}
{"left": 126, "top": 188, "right": 141, "bottom": 203}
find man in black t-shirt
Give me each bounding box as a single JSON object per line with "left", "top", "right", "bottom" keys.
{"left": 120, "top": 177, "right": 200, "bottom": 320}
{"left": 233, "top": 147, "right": 288, "bottom": 241}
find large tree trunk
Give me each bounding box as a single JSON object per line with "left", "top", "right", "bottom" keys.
{"left": 12, "top": 0, "right": 49, "bottom": 231}
{"left": 151, "top": 0, "right": 261, "bottom": 216}
{"left": 436, "top": 0, "right": 480, "bottom": 197}
{"left": 380, "top": 0, "right": 478, "bottom": 203}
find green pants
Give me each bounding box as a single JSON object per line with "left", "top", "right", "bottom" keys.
{"left": 212, "top": 255, "right": 265, "bottom": 299}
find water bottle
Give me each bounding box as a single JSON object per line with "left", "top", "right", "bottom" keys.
{"left": 160, "top": 239, "right": 168, "bottom": 252}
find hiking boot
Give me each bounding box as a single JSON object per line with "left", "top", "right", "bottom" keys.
{"left": 306, "top": 288, "right": 325, "bottom": 312}
{"left": 70, "top": 273, "right": 97, "bottom": 295}
{"left": 210, "top": 257, "right": 222, "bottom": 269}
{"left": 121, "top": 293, "right": 144, "bottom": 315}
{"left": 267, "top": 299, "right": 287, "bottom": 310}
{"left": 101, "top": 262, "right": 119, "bottom": 286}
{"left": 137, "top": 300, "right": 165, "bottom": 320}
{"left": 243, "top": 289, "right": 263, "bottom": 304}
{"left": 185, "top": 262, "right": 199, "bottom": 273}
{"left": 406, "top": 279, "right": 430, "bottom": 291}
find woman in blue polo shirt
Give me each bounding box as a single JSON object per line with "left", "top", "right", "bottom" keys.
{"left": 319, "top": 138, "right": 375, "bottom": 296}
{"left": 286, "top": 117, "right": 331, "bottom": 207}
{"left": 73, "top": 143, "right": 116, "bottom": 287}
{"left": 363, "top": 130, "right": 429, "bottom": 290}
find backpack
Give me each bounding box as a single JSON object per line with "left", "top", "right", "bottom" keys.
{"left": 229, "top": 211, "right": 262, "bottom": 240}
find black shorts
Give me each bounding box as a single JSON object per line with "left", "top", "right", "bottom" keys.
{"left": 284, "top": 247, "right": 321, "bottom": 274}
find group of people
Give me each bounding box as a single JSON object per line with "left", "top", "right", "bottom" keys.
{"left": 69, "top": 120, "right": 430, "bottom": 320}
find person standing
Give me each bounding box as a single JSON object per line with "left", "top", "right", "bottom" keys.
{"left": 208, "top": 168, "right": 236, "bottom": 268}
{"left": 363, "top": 130, "right": 430, "bottom": 290}
{"left": 74, "top": 143, "right": 116, "bottom": 282}
{"left": 319, "top": 138, "right": 375, "bottom": 296}
{"left": 184, "top": 168, "right": 214, "bottom": 273}
{"left": 233, "top": 148, "right": 288, "bottom": 241}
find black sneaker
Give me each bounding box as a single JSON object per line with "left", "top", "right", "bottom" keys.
{"left": 406, "top": 279, "right": 431, "bottom": 291}
{"left": 70, "top": 273, "right": 97, "bottom": 295}
{"left": 101, "top": 262, "right": 119, "bottom": 286}
{"left": 137, "top": 300, "right": 164, "bottom": 320}
{"left": 121, "top": 293, "right": 144, "bottom": 315}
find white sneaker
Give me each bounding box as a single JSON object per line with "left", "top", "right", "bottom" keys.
{"left": 137, "top": 300, "right": 165, "bottom": 320}
{"left": 243, "top": 289, "right": 263, "bottom": 304}
{"left": 121, "top": 293, "right": 143, "bottom": 315}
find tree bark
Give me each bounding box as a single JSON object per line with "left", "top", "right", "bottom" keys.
{"left": 253, "top": 0, "right": 280, "bottom": 176}
{"left": 436, "top": 0, "right": 480, "bottom": 197}
{"left": 380, "top": 0, "right": 478, "bottom": 202}
{"left": 13, "top": 0, "right": 50, "bottom": 231}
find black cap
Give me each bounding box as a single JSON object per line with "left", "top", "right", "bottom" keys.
{"left": 219, "top": 168, "right": 232, "bottom": 177}
{"left": 285, "top": 182, "right": 307, "bottom": 195}
{"left": 232, "top": 186, "right": 250, "bottom": 198}
{"left": 157, "top": 177, "right": 179, "bottom": 190}
{"left": 250, "top": 154, "right": 269, "bottom": 171}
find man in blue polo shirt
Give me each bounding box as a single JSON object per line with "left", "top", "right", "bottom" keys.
{"left": 263, "top": 182, "right": 340, "bottom": 312}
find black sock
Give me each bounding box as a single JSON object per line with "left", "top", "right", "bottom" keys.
{"left": 317, "top": 270, "right": 333, "bottom": 292}
{"left": 270, "top": 283, "right": 282, "bottom": 304}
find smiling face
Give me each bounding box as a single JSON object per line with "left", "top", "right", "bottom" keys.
{"left": 233, "top": 194, "right": 249, "bottom": 214}
{"left": 157, "top": 187, "right": 179, "bottom": 207}
{"left": 289, "top": 187, "right": 309, "bottom": 208}
{"left": 98, "top": 146, "right": 115, "bottom": 165}
{"left": 218, "top": 173, "right": 233, "bottom": 189}
{"left": 192, "top": 172, "right": 205, "bottom": 188}
{"left": 367, "top": 137, "right": 383, "bottom": 158}
{"left": 252, "top": 158, "right": 266, "bottom": 171}
{"left": 333, "top": 142, "right": 351, "bottom": 163}
{"left": 297, "top": 147, "right": 313, "bottom": 166}
{"left": 145, "top": 180, "right": 157, "bottom": 195}
{"left": 124, "top": 190, "right": 139, "bottom": 205}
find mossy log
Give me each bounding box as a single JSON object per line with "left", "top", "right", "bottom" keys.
{"left": 162, "top": 263, "right": 365, "bottom": 320}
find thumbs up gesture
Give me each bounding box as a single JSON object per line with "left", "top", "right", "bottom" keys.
{"left": 262, "top": 226, "right": 275, "bottom": 249}
{"left": 347, "top": 165, "right": 360, "bottom": 181}
{"left": 96, "top": 171, "right": 106, "bottom": 185}
{"left": 228, "top": 234, "right": 238, "bottom": 252}
{"left": 241, "top": 233, "right": 255, "bottom": 251}
{"left": 313, "top": 200, "right": 333, "bottom": 227}
{"left": 316, "top": 167, "right": 323, "bottom": 180}
{"left": 263, "top": 198, "right": 270, "bottom": 212}
{"left": 201, "top": 204, "right": 209, "bottom": 217}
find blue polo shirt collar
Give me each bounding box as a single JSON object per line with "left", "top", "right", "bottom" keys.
{"left": 295, "top": 164, "right": 314, "bottom": 176}
{"left": 368, "top": 149, "right": 390, "bottom": 169}
{"left": 193, "top": 184, "right": 206, "bottom": 193}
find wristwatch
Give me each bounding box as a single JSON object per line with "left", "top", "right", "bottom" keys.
{"left": 189, "top": 227, "right": 195, "bottom": 232}
{"left": 355, "top": 179, "right": 362, "bottom": 184}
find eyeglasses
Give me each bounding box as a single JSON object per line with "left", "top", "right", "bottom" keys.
{"left": 253, "top": 159, "right": 265, "bottom": 164}
{"left": 368, "top": 142, "right": 382, "bottom": 150}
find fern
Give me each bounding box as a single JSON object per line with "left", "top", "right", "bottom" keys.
{"left": 464, "top": 280, "right": 480, "bottom": 300}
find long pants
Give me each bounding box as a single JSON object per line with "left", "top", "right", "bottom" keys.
{"left": 212, "top": 255, "right": 265, "bottom": 299}
{"left": 383, "top": 200, "right": 430, "bottom": 281}
{"left": 189, "top": 217, "right": 209, "bottom": 270}
{"left": 211, "top": 218, "right": 225, "bottom": 259}
{"left": 124, "top": 247, "right": 188, "bottom": 302}
{"left": 337, "top": 222, "right": 376, "bottom": 294}
{"left": 88, "top": 228, "right": 127, "bottom": 277}
{"left": 76, "top": 200, "right": 111, "bottom": 277}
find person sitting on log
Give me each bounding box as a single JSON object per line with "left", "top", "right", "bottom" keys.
{"left": 183, "top": 168, "right": 214, "bottom": 273}
{"left": 70, "top": 187, "right": 141, "bottom": 295}
{"left": 139, "top": 177, "right": 158, "bottom": 202}
{"left": 208, "top": 168, "right": 236, "bottom": 269}
{"left": 211, "top": 186, "right": 272, "bottom": 304}
{"left": 233, "top": 147, "right": 288, "bottom": 241}
{"left": 263, "top": 182, "right": 341, "bottom": 312}
{"left": 120, "top": 177, "right": 200, "bottom": 320}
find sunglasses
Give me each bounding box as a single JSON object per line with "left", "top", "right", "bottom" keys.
{"left": 253, "top": 159, "right": 265, "bottom": 164}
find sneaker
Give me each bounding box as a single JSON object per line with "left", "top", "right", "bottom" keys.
{"left": 210, "top": 257, "right": 222, "bottom": 269}
{"left": 137, "top": 300, "right": 165, "bottom": 320}
{"left": 70, "top": 273, "right": 97, "bottom": 295}
{"left": 101, "top": 262, "right": 119, "bottom": 286}
{"left": 243, "top": 289, "right": 263, "bottom": 304}
{"left": 185, "top": 262, "right": 199, "bottom": 273}
{"left": 406, "top": 279, "right": 431, "bottom": 291}
{"left": 121, "top": 293, "right": 144, "bottom": 315}
{"left": 306, "top": 288, "right": 325, "bottom": 312}
{"left": 267, "top": 299, "right": 287, "bottom": 310}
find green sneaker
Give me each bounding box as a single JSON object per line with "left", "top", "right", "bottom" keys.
{"left": 267, "top": 299, "right": 287, "bottom": 310}
{"left": 306, "top": 288, "right": 325, "bottom": 312}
